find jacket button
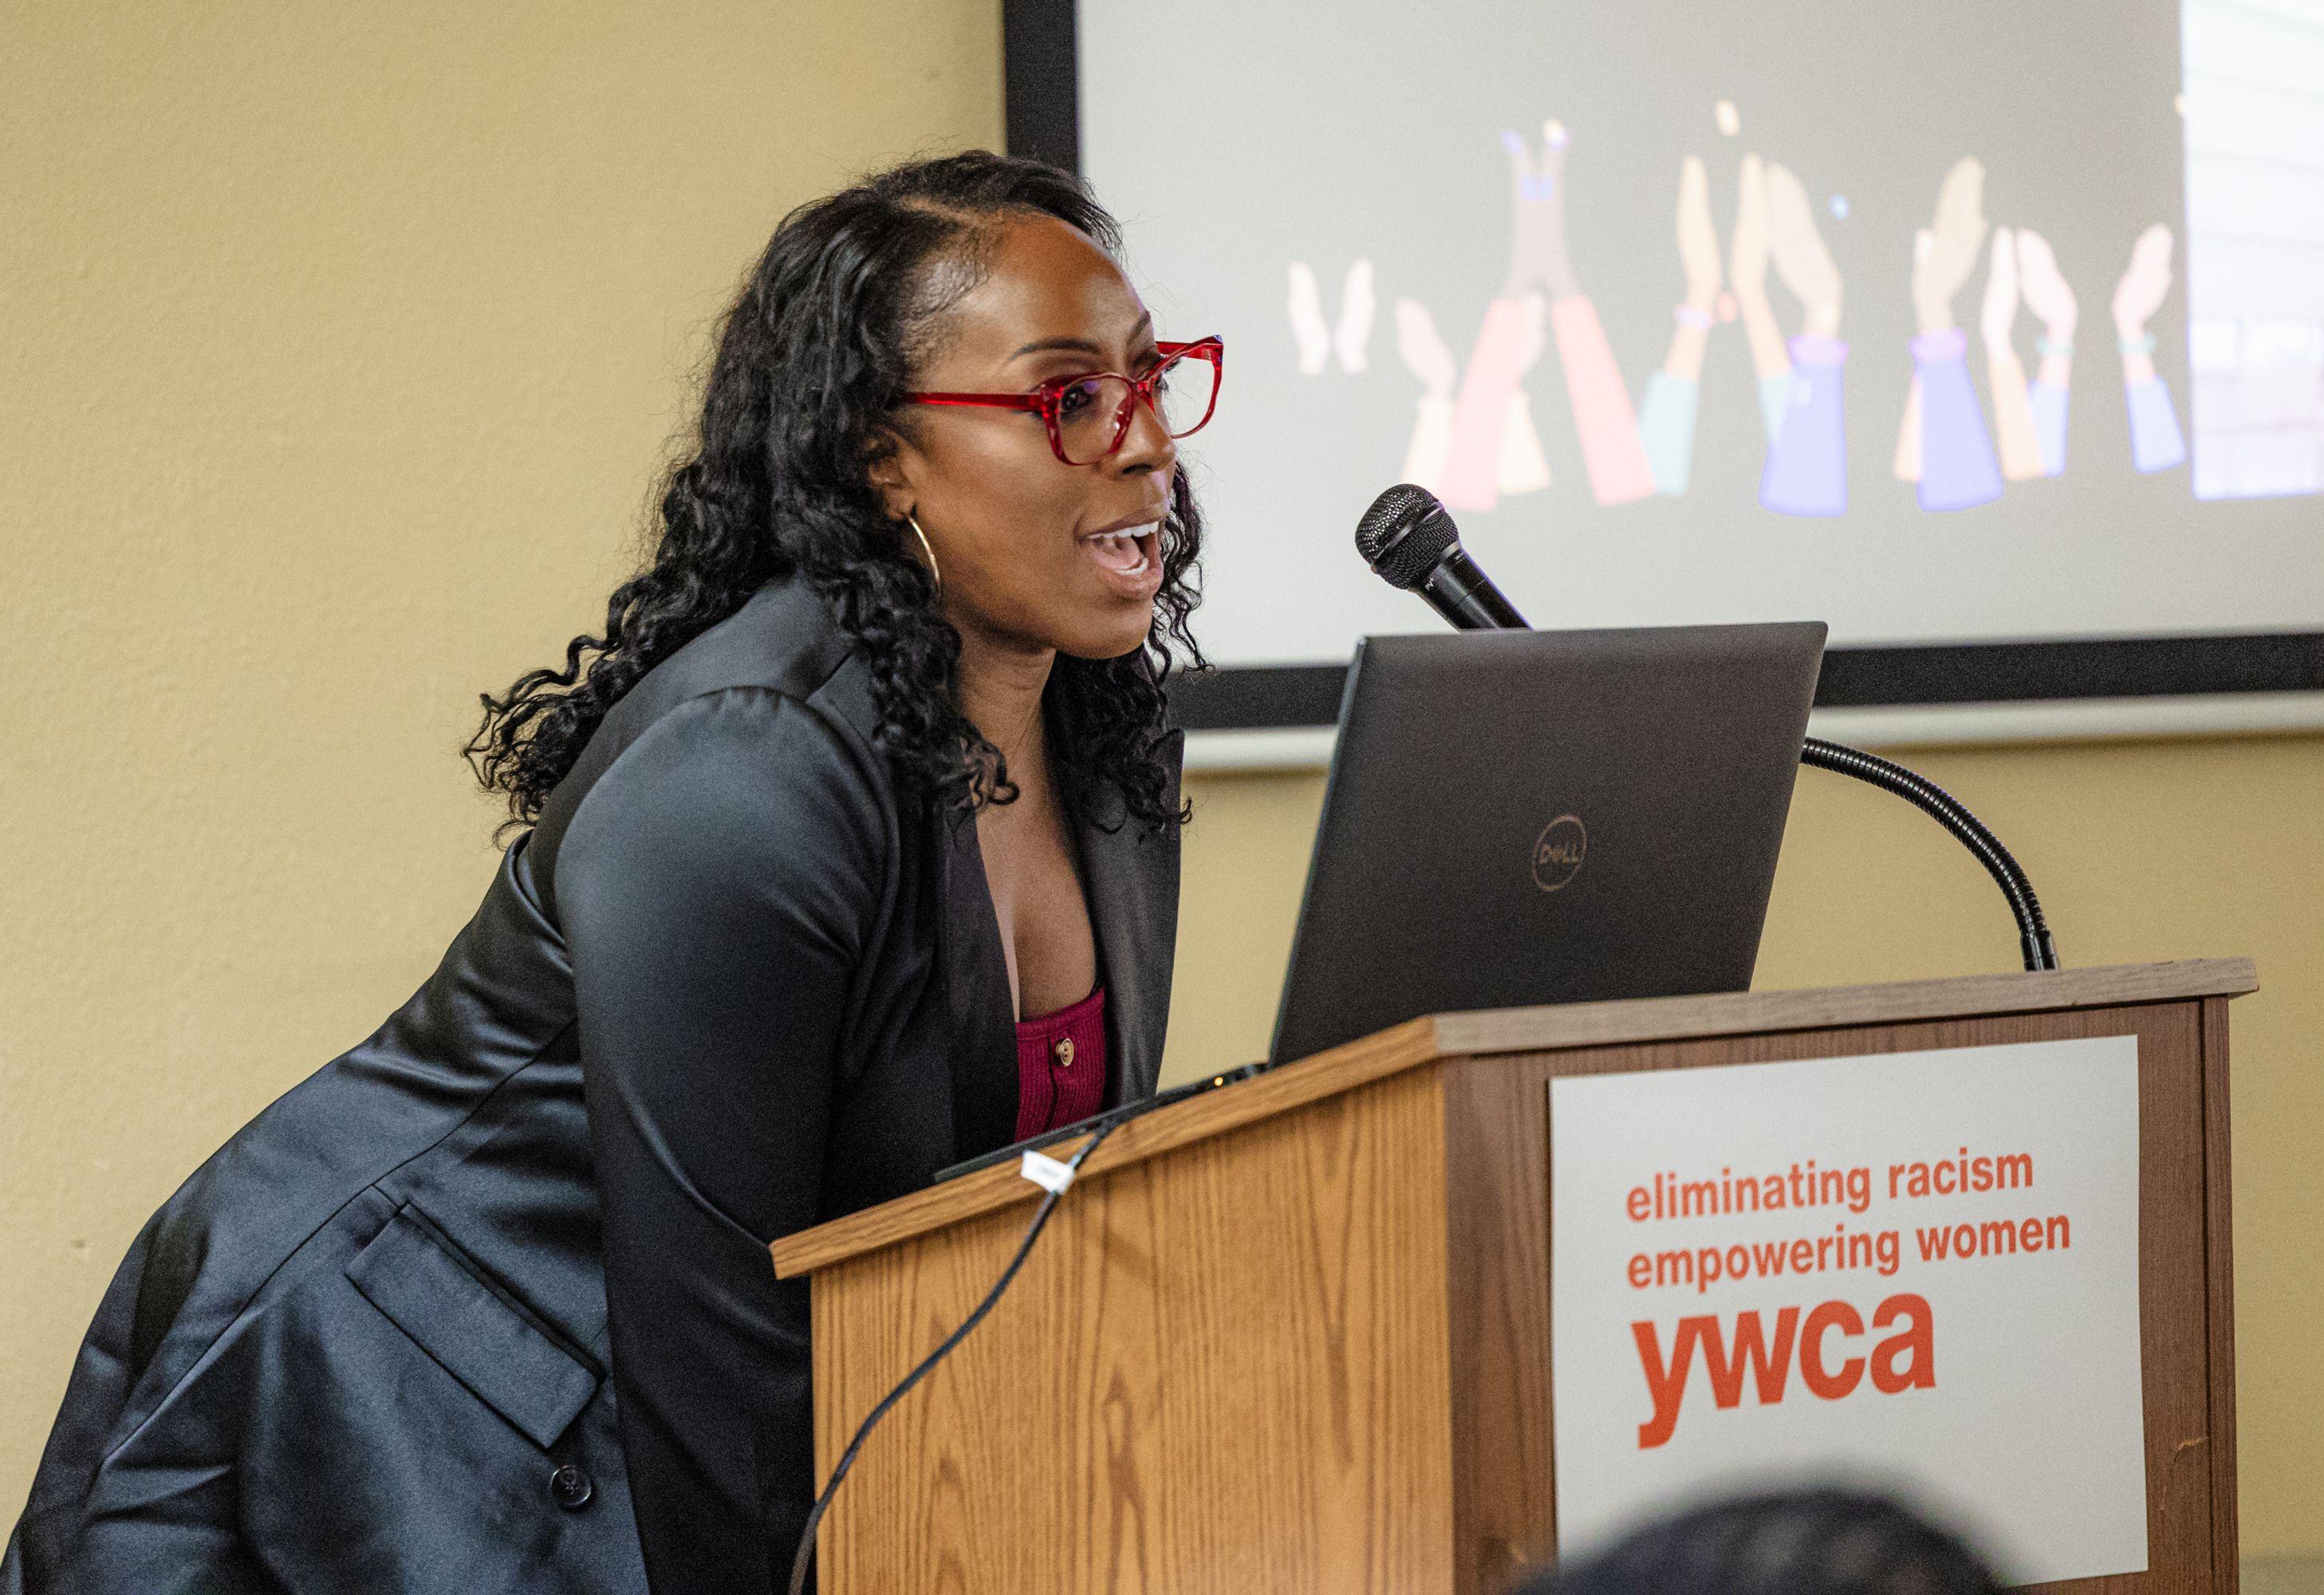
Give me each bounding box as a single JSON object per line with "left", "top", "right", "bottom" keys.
{"left": 549, "top": 1463, "right": 593, "bottom": 1510}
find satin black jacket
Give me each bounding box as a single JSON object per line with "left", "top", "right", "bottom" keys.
{"left": 5, "top": 576, "right": 1184, "bottom": 1594}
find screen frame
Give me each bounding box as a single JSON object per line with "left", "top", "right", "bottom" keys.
{"left": 1002, "top": 0, "right": 2324, "bottom": 733}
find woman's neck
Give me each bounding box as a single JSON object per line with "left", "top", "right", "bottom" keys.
{"left": 953, "top": 620, "right": 1056, "bottom": 775}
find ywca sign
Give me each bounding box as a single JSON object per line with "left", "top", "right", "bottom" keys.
{"left": 1550, "top": 1036, "right": 2147, "bottom": 1585}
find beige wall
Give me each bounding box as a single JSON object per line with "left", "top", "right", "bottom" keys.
{"left": 5, "top": 0, "right": 2316, "bottom": 1562}
{"left": 0, "top": 0, "right": 1000, "bottom": 1516}
{"left": 1165, "top": 735, "right": 2324, "bottom": 1554}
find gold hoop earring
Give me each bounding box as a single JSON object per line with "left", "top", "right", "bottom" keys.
{"left": 904, "top": 511, "right": 943, "bottom": 597}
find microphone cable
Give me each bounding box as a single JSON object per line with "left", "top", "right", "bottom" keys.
{"left": 786, "top": 1102, "right": 1134, "bottom": 1595}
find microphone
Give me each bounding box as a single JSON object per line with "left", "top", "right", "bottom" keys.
{"left": 1353, "top": 484, "right": 1529, "bottom": 632}
{"left": 1349, "top": 485, "right": 2061, "bottom": 971}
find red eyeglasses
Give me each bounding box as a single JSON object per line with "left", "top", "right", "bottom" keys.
{"left": 903, "top": 337, "right": 1223, "bottom": 466}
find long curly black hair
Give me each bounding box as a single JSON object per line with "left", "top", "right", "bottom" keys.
{"left": 466, "top": 152, "right": 1203, "bottom": 838}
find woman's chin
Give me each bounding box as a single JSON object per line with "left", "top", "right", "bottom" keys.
{"left": 1056, "top": 602, "right": 1157, "bottom": 662}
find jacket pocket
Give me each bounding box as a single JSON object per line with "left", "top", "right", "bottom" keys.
{"left": 345, "top": 1204, "right": 600, "bottom": 1449}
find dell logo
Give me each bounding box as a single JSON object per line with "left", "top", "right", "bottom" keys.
{"left": 1531, "top": 814, "right": 1587, "bottom": 892}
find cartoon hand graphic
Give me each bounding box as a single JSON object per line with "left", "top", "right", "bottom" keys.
{"left": 1498, "top": 294, "right": 1554, "bottom": 495}
{"left": 2014, "top": 227, "right": 2078, "bottom": 476}
{"left": 2016, "top": 228, "right": 2078, "bottom": 347}
{"left": 1730, "top": 153, "right": 1773, "bottom": 317}
{"left": 1979, "top": 227, "right": 2045, "bottom": 480}
{"left": 1287, "top": 262, "right": 1330, "bottom": 376}
{"left": 1641, "top": 156, "right": 1721, "bottom": 496}
{"left": 1678, "top": 155, "right": 1721, "bottom": 317}
{"left": 2112, "top": 223, "right": 2174, "bottom": 344}
{"left": 1395, "top": 298, "right": 1459, "bottom": 494}
{"left": 1753, "top": 161, "right": 1850, "bottom": 515}
{"left": 1895, "top": 159, "right": 2003, "bottom": 506}
{"left": 1396, "top": 297, "right": 1458, "bottom": 400}
{"left": 1912, "top": 157, "right": 1988, "bottom": 335}
{"left": 1766, "top": 161, "right": 1841, "bottom": 337}
{"left": 1500, "top": 120, "right": 1582, "bottom": 301}
{"left": 1979, "top": 226, "right": 2020, "bottom": 352}
{"left": 1731, "top": 152, "right": 1792, "bottom": 438}
{"left": 2111, "top": 224, "right": 2185, "bottom": 472}
{"left": 1334, "top": 260, "right": 1377, "bottom": 375}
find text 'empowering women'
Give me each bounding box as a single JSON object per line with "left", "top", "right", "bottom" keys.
{"left": 1547, "top": 1035, "right": 2147, "bottom": 1584}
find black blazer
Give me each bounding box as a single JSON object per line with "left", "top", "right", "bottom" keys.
{"left": 5, "top": 576, "right": 1184, "bottom": 1594}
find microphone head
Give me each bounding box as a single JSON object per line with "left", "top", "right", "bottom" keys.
{"left": 1354, "top": 482, "right": 1459, "bottom": 591}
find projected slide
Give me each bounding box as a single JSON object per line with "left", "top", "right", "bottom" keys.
{"left": 1081, "top": 0, "right": 2324, "bottom": 669}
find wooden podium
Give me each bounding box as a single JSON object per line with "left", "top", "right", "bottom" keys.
{"left": 773, "top": 959, "right": 2254, "bottom": 1594}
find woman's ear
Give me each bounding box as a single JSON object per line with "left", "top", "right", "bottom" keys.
{"left": 865, "top": 431, "right": 918, "bottom": 522}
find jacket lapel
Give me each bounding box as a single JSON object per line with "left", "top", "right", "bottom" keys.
{"left": 934, "top": 803, "right": 1022, "bottom": 1158}
{"left": 1078, "top": 730, "right": 1184, "bottom": 1107}
{"left": 935, "top": 727, "right": 1188, "bottom": 1156}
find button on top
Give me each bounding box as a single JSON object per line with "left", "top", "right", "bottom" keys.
{"left": 1053, "top": 1035, "right": 1076, "bottom": 1070}
{"left": 549, "top": 1463, "right": 593, "bottom": 1510}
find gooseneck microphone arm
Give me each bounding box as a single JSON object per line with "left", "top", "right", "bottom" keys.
{"left": 1798, "top": 738, "right": 2058, "bottom": 971}
{"left": 1353, "top": 483, "right": 2062, "bottom": 975}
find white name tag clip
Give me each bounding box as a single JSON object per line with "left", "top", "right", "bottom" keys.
{"left": 1018, "top": 1148, "right": 1077, "bottom": 1195}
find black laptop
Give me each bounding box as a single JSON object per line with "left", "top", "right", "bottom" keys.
{"left": 1267, "top": 621, "right": 1826, "bottom": 1063}
{"left": 936, "top": 620, "right": 1824, "bottom": 1178}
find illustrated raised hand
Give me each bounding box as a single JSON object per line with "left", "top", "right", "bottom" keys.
{"left": 2111, "top": 223, "right": 2174, "bottom": 340}
{"left": 1677, "top": 155, "right": 1721, "bottom": 316}
{"left": 1511, "top": 292, "right": 1550, "bottom": 372}
{"left": 1730, "top": 152, "right": 1773, "bottom": 313}
{"left": 1912, "top": 157, "right": 1988, "bottom": 334}
{"left": 2015, "top": 228, "right": 2077, "bottom": 343}
{"left": 1979, "top": 227, "right": 2045, "bottom": 480}
{"left": 2013, "top": 227, "right": 2078, "bottom": 476}
{"left": 1394, "top": 297, "right": 1459, "bottom": 493}
{"left": 1766, "top": 160, "right": 1841, "bottom": 337}
{"left": 1979, "top": 226, "right": 2020, "bottom": 352}
{"left": 1640, "top": 156, "right": 1722, "bottom": 496}
{"left": 1498, "top": 293, "right": 1554, "bottom": 494}
{"left": 1452, "top": 120, "right": 1651, "bottom": 506}
{"left": 1897, "top": 156, "right": 1989, "bottom": 486}
{"left": 1730, "top": 152, "right": 1791, "bottom": 417}
{"left": 1287, "top": 262, "right": 1329, "bottom": 376}
{"left": 2111, "top": 224, "right": 2185, "bottom": 472}
{"left": 1334, "top": 260, "right": 1377, "bottom": 375}
{"left": 1395, "top": 298, "right": 1458, "bottom": 400}
{"left": 1499, "top": 120, "right": 1583, "bottom": 301}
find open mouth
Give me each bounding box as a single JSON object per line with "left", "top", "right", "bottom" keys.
{"left": 1081, "top": 522, "right": 1160, "bottom": 581}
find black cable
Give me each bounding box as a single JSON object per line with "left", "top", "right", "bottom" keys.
{"left": 784, "top": 1114, "right": 1125, "bottom": 1595}
{"left": 1799, "top": 737, "right": 2059, "bottom": 971}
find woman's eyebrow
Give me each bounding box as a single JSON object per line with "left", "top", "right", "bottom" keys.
{"left": 1008, "top": 310, "right": 1154, "bottom": 363}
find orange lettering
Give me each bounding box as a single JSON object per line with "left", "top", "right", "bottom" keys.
{"left": 1801, "top": 1299, "right": 1865, "bottom": 1399}
{"left": 1632, "top": 1317, "right": 1704, "bottom": 1449}
{"left": 1870, "top": 1293, "right": 1936, "bottom": 1392}
{"left": 1699, "top": 1307, "right": 1799, "bottom": 1408}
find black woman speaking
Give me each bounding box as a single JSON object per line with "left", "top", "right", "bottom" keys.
{"left": 6, "top": 149, "right": 1220, "bottom": 1594}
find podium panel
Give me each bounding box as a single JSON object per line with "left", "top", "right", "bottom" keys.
{"left": 1442, "top": 998, "right": 2231, "bottom": 1594}
{"left": 807, "top": 1062, "right": 1457, "bottom": 1593}
{"left": 774, "top": 961, "right": 2251, "bottom": 1594}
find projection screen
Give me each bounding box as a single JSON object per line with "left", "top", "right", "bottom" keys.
{"left": 1029, "top": 0, "right": 2324, "bottom": 739}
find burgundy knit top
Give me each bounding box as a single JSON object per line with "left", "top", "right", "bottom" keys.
{"left": 1011, "top": 985, "right": 1109, "bottom": 1141}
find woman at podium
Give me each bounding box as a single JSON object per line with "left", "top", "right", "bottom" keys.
{"left": 6, "top": 150, "right": 1212, "bottom": 1594}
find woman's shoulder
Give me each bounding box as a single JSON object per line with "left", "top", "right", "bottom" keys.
{"left": 611, "top": 575, "right": 871, "bottom": 742}
{"left": 526, "top": 577, "right": 892, "bottom": 900}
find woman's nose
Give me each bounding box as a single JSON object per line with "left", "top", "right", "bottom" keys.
{"left": 1110, "top": 391, "right": 1176, "bottom": 476}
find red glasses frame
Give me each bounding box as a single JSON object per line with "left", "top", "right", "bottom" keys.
{"left": 903, "top": 337, "right": 1224, "bottom": 465}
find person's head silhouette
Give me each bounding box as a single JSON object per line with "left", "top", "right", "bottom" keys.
{"left": 1518, "top": 1490, "right": 2003, "bottom": 1595}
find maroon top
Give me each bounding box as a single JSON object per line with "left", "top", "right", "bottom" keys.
{"left": 1012, "top": 984, "right": 1109, "bottom": 1141}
